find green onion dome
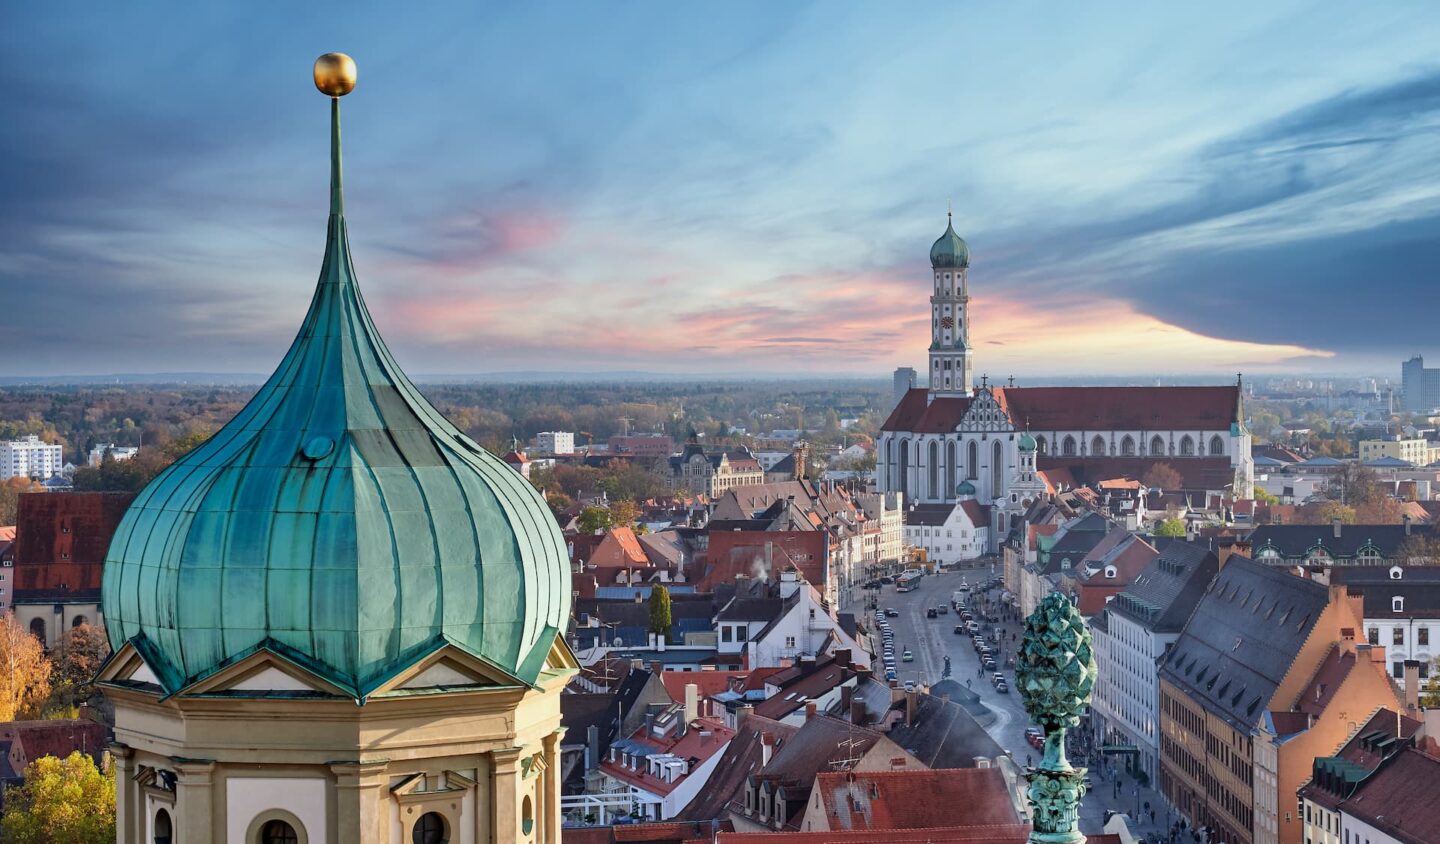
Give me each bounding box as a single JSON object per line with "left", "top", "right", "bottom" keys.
{"left": 955, "top": 480, "right": 977, "bottom": 497}
{"left": 930, "top": 215, "right": 970, "bottom": 269}
{"left": 100, "top": 96, "right": 570, "bottom": 699}
{"left": 1019, "top": 432, "right": 1038, "bottom": 453}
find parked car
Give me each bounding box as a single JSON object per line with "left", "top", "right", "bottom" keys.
{"left": 982, "top": 657, "right": 996, "bottom": 671}
{"left": 886, "top": 668, "right": 898, "bottom": 681}
{"left": 995, "top": 680, "right": 1009, "bottom": 694}
{"left": 992, "top": 673, "right": 1005, "bottom": 685}
{"left": 937, "top": 605, "right": 948, "bottom": 614}
{"left": 904, "top": 680, "right": 917, "bottom": 692}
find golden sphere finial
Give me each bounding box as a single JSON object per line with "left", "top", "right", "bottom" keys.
{"left": 314, "top": 53, "right": 357, "bottom": 97}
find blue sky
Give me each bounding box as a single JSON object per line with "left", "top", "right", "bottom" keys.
{"left": 4, "top": 2, "right": 1440, "bottom": 378}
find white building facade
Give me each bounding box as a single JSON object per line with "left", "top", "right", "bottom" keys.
{"left": 537, "top": 431, "right": 575, "bottom": 455}
{"left": 1, "top": 435, "right": 64, "bottom": 480}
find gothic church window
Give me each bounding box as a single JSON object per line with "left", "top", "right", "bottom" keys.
{"left": 1062, "top": 436, "right": 1077, "bottom": 456}
{"left": 929, "top": 442, "right": 940, "bottom": 498}
{"left": 967, "top": 441, "right": 978, "bottom": 480}
{"left": 1209, "top": 435, "right": 1225, "bottom": 456}
{"left": 1091, "top": 436, "right": 1105, "bottom": 456}
{"left": 1180, "top": 436, "right": 1195, "bottom": 456}
{"left": 992, "top": 440, "right": 1004, "bottom": 497}
{"left": 1121, "top": 435, "right": 1135, "bottom": 456}
{"left": 1150, "top": 435, "right": 1165, "bottom": 455}
{"left": 946, "top": 442, "right": 957, "bottom": 499}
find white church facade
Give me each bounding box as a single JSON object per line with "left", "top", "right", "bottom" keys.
{"left": 877, "top": 215, "right": 1254, "bottom": 558}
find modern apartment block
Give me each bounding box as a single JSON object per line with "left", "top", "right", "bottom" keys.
{"left": 0, "top": 435, "right": 64, "bottom": 480}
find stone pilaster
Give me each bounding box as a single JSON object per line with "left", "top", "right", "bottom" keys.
{"left": 491, "top": 746, "right": 523, "bottom": 843}
{"left": 173, "top": 758, "right": 217, "bottom": 843}
{"left": 331, "top": 759, "right": 391, "bottom": 843}
{"left": 110, "top": 743, "right": 137, "bottom": 844}
{"left": 542, "top": 730, "right": 565, "bottom": 843}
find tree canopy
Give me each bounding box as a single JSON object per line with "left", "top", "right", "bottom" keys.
{"left": 0, "top": 752, "right": 115, "bottom": 844}
{"left": 648, "top": 585, "right": 673, "bottom": 639}
{"left": 1154, "top": 518, "right": 1187, "bottom": 538}
{"left": 0, "top": 615, "right": 51, "bottom": 722}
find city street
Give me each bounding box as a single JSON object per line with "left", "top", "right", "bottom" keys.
{"left": 861, "top": 566, "right": 1173, "bottom": 840}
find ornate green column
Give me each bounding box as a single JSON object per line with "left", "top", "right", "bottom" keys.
{"left": 1017, "top": 592, "right": 1097, "bottom": 844}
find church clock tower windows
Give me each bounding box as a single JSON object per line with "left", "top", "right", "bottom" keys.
{"left": 927, "top": 212, "right": 971, "bottom": 397}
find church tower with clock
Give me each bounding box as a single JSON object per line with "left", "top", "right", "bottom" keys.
{"left": 928, "top": 212, "right": 971, "bottom": 398}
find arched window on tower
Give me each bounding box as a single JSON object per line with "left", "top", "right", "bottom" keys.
{"left": 928, "top": 441, "right": 940, "bottom": 499}
{"left": 992, "top": 440, "right": 1005, "bottom": 498}
{"left": 967, "top": 441, "right": 979, "bottom": 480}
{"left": 1180, "top": 435, "right": 1195, "bottom": 456}
{"left": 946, "top": 441, "right": 957, "bottom": 500}
{"left": 1091, "top": 436, "right": 1106, "bottom": 457}
{"left": 1121, "top": 435, "right": 1135, "bottom": 456}
{"left": 1150, "top": 435, "right": 1165, "bottom": 456}
{"left": 1062, "top": 436, "right": 1077, "bottom": 456}
{"left": 1209, "top": 435, "right": 1225, "bottom": 456}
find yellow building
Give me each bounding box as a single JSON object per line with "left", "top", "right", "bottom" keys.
{"left": 1357, "top": 437, "right": 1436, "bottom": 466}
{"left": 99, "top": 55, "right": 576, "bottom": 844}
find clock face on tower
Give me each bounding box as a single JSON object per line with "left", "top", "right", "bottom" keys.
{"left": 940, "top": 316, "right": 954, "bottom": 329}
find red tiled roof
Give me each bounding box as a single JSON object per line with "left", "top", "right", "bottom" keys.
{"left": 814, "top": 768, "right": 1021, "bottom": 831}
{"left": 996, "top": 385, "right": 1239, "bottom": 431}
{"left": 958, "top": 500, "right": 990, "bottom": 526}
{"left": 661, "top": 671, "right": 749, "bottom": 704}
{"left": 718, "top": 825, "right": 1029, "bottom": 843}
{"left": 881, "top": 390, "right": 971, "bottom": 433}
{"left": 1038, "top": 456, "right": 1234, "bottom": 492}
{"left": 592, "top": 528, "right": 650, "bottom": 568}
{"left": 565, "top": 822, "right": 718, "bottom": 844}
{"left": 1294, "top": 646, "right": 1356, "bottom": 717}
{"left": 601, "top": 716, "right": 735, "bottom": 796}
{"left": 1338, "top": 748, "right": 1440, "bottom": 842}
{"left": 0, "top": 527, "right": 15, "bottom": 542}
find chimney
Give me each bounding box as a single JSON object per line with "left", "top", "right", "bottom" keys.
{"left": 684, "top": 683, "right": 700, "bottom": 724}
{"left": 631, "top": 658, "right": 645, "bottom": 671}
{"left": 1333, "top": 518, "right": 1342, "bottom": 539}
{"left": 835, "top": 649, "right": 852, "bottom": 668}
{"left": 805, "top": 701, "right": 818, "bottom": 721}
{"left": 905, "top": 689, "right": 918, "bottom": 727}
{"left": 651, "top": 660, "right": 664, "bottom": 676}
{"left": 840, "top": 683, "right": 854, "bottom": 715}
{"left": 736, "top": 703, "right": 754, "bottom": 727}
{"left": 587, "top": 724, "right": 600, "bottom": 769}
{"left": 1404, "top": 660, "right": 1421, "bottom": 714}
{"left": 760, "top": 731, "right": 775, "bottom": 766}
{"left": 850, "top": 698, "right": 867, "bottom": 725}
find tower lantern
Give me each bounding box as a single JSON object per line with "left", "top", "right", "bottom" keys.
{"left": 928, "top": 211, "right": 972, "bottom": 397}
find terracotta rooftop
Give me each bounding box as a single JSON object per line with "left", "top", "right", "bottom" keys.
{"left": 718, "top": 825, "right": 1029, "bottom": 843}
{"left": 1337, "top": 747, "right": 1440, "bottom": 843}
{"left": 814, "top": 767, "right": 1020, "bottom": 831}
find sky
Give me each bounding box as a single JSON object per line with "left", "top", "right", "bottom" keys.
{"left": 3, "top": 3, "right": 1440, "bottom": 380}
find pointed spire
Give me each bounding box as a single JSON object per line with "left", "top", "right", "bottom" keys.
{"left": 330, "top": 98, "right": 344, "bottom": 216}
{"left": 313, "top": 53, "right": 357, "bottom": 218}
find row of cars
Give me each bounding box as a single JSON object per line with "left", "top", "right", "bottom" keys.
{"left": 952, "top": 598, "right": 1008, "bottom": 693}
{"left": 872, "top": 608, "right": 915, "bottom": 689}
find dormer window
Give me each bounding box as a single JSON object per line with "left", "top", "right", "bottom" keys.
{"left": 1394, "top": 596, "right": 1405, "bottom": 613}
